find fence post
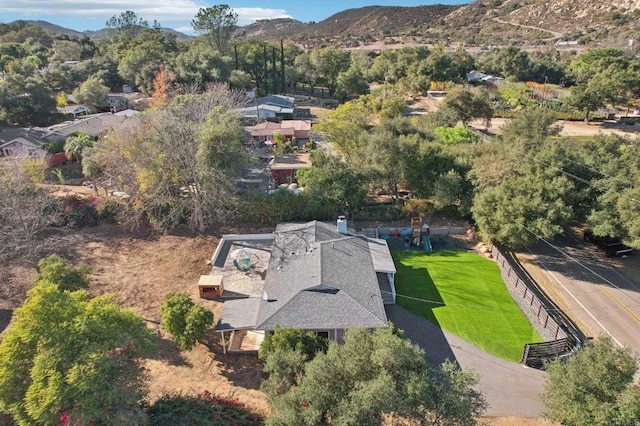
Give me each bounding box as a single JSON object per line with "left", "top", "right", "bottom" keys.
{"left": 543, "top": 314, "right": 549, "bottom": 328}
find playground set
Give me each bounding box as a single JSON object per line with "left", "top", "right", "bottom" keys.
{"left": 372, "top": 217, "right": 432, "bottom": 252}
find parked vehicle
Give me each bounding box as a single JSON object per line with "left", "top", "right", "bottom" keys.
{"left": 583, "top": 229, "right": 633, "bottom": 257}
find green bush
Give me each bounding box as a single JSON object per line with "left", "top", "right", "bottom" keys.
{"left": 44, "top": 140, "right": 65, "bottom": 154}
{"left": 95, "top": 198, "right": 122, "bottom": 224}
{"left": 238, "top": 191, "right": 336, "bottom": 225}
{"left": 354, "top": 204, "right": 404, "bottom": 222}
{"left": 35, "top": 254, "right": 91, "bottom": 292}
{"left": 161, "top": 293, "right": 214, "bottom": 351}
{"left": 258, "top": 327, "right": 328, "bottom": 360}
{"left": 147, "top": 391, "right": 264, "bottom": 426}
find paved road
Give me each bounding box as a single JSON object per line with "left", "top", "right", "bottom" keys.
{"left": 519, "top": 232, "right": 640, "bottom": 356}
{"left": 386, "top": 305, "right": 546, "bottom": 418}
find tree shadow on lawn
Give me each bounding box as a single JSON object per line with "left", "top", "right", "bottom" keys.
{"left": 389, "top": 251, "right": 458, "bottom": 368}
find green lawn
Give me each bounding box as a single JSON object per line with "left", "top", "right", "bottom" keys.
{"left": 392, "top": 250, "right": 543, "bottom": 362}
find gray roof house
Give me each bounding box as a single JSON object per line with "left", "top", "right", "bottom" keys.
{"left": 0, "top": 130, "right": 47, "bottom": 158}
{"left": 211, "top": 219, "right": 396, "bottom": 353}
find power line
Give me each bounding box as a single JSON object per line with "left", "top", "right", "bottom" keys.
{"left": 381, "top": 290, "right": 565, "bottom": 313}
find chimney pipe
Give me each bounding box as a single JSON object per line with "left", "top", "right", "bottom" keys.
{"left": 337, "top": 216, "right": 347, "bottom": 235}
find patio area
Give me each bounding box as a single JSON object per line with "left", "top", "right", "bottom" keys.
{"left": 209, "top": 234, "right": 274, "bottom": 299}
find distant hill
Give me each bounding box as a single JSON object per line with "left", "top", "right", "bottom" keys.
{"left": 10, "top": 0, "right": 640, "bottom": 50}
{"left": 234, "top": 1, "right": 640, "bottom": 49}
{"left": 11, "top": 20, "right": 192, "bottom": 41}
{"left": 8, "top": 20, "right": 86, "bottom": 38}
{"left": 300, "top": 5, "right": 458, "bottom": 38}
{"left": 441, "top": 0, "right": 640, "bottom": 47}
{"left": 232, "top": 5, "right": 459, "bottom": 48}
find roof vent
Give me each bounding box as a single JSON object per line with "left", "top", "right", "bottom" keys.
{"left": 304, "top": 284, "right": 339, "bottom": 294}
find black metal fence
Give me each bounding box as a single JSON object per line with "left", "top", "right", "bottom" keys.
{"left": 490, "top": 244, "right": 586, "bottom": 369}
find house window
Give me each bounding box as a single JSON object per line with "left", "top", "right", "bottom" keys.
{"left": 27, "top": 148, "right": 38, "bottom": 157}
{"left": 2, "top": 148, "right": 14, "bottom": 157}
{"left": 316, "top": 331, "right": 330, "bottom": 340}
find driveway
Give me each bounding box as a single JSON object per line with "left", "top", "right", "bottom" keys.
{"left": 386, "top": 305, "right": 546, "bottom": 418}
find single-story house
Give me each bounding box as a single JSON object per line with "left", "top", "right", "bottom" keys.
{"left": 270, "top": 152, "right": 311, "bottom": 185}
{"left": 245, "top": 121, "right": 295, "bottom": 143}
{"left": 44, "top": 113, "right": 130, "bottom": 142}
{"left": 0, "top": 134, "right": 46, "bottom": 158}
{"left": 244, "top": 120, "right": 312, "bottom": 145}
{"left": 233, "top": 94, "right": 296, "bottom": 120}
{"left": 59, "top": 105, "right": 94, "bottom": 118}
{"left": 257, "top": 94, "right": 295, "bottom": 109}
{"left": 234, "top": 104, "right": 295, "bottom": 120}
{"left": 280, "top": 120, "right": 312, "bottom": 141}
{"left": 211, "top": 219, "right": 397, "bottom": 352}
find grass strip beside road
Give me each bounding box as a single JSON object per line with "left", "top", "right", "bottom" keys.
{"left": 393, "top": 250, "right": 543, "bottom": 362}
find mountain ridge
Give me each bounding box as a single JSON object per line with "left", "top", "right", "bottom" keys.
{"left": 9, "top": 1, "right": 640, "bottom": 49}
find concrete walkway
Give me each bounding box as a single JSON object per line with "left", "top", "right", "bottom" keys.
{"left": 386, "top": 305, "right": 547, "bottom": 418}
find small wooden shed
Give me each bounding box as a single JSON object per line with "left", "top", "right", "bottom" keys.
{"left": 198, "top": 275, "right": 224, "bottom": 299}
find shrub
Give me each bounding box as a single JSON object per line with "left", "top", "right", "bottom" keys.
{"left": 354, "top": 204, "right": 404, "bottom": 222}
{"left": 35, "top": 254, "right": 91, "bottom": 291}
{"left": 44, "top": 139, "right": 65, "bottom": 154}
{"left": 161, "top": 293, "right": 213, "bottom": 351}
{"left": 61, "top": 195, "right": 98, "bottom": 228}
{"left": 95, "top": 198, "right": 122, "bottom": 224}
{"left": 402, "top": 198, "right": 435, "bottom": 218}
{"left": 238, "top": 191, "right": 335, "bottom": 225}
{"left": 258, "top": 327, "right": 328, "bottom": 360}
{"left": 147, "top": 391, "right": 264, "bottom": 425}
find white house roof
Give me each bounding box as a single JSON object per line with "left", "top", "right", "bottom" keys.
{"left": 368, "top": 238, "right": 396, "bottom": 274}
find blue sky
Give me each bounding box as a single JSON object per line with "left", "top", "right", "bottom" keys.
{"left": 0, "top": 1, "right": 468, "bottom": 34}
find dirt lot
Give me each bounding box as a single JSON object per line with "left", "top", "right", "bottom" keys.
{"left": 471, "top": 117, "right": 640, "bottom": 138}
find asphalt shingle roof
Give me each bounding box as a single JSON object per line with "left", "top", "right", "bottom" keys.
{"left": 254, "top": 221, "right": 388, "bottom": 330}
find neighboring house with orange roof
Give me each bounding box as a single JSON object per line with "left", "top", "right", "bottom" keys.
{"left": 244, "top": 120, "right": 312, "bottom": 145}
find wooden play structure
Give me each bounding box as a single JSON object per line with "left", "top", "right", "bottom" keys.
{"left": 198, "top": 274, "right": 224, "bottom": 299}
{"left": 411, "top": 217, "right": 432, "bottom": 252}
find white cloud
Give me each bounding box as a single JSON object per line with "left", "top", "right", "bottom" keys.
{"left": 234, "top": 8, "right": 292, "bottom": 25}
{"left": 0, "top": 1, "right": 292, "bottom": 31}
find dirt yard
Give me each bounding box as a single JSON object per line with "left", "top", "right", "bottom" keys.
{"left": 0, "top": 224, "right": 269, "bottom": 415}
{"left": 0, "top": 204, "right": 552, "bottom": 424}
